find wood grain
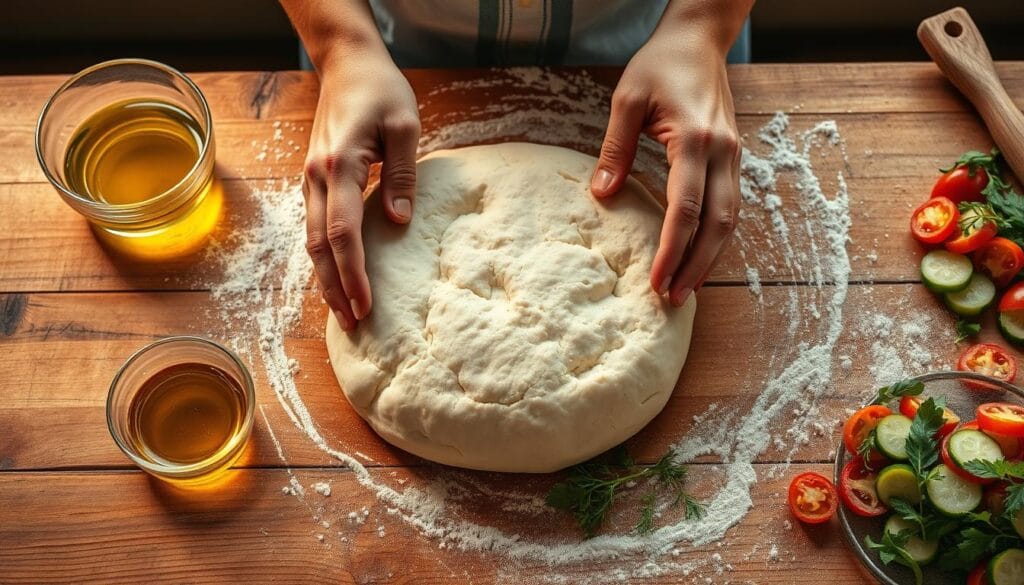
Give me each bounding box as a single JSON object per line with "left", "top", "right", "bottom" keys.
{"left": 0, "top": 465, "right": 870, "bottom": 585}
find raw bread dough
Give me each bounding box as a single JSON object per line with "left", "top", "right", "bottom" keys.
{"left": 326, "top": 143, "right": 696, "bottom": 473}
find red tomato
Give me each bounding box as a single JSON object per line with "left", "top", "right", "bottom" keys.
{"left": 967, "top": 560, "right": 988, "bottom": 585}
{"left": 898, "top": 395, "right": 961, "bottom": 437}
{"left": 788, "top": 472, "right": 837, "bottom": 524}
{"left": 843, "top": 405, "right": 893, "bottom": 456}
{"left": 958, "top": 343, "right": 1019, "bottom": 390}
{"left": 945, "top": 217, "right": 998, "bottom": 254}
{"left": 911, "top": 197, "right": 959, "bottom": 244}
{"left": 932, "top": 165, "right": 989, "bottom": 204}
{"left": 960, "top": 420, "right": 1023, "bottom": 459}
{"left": 978, "top": 403, "right": 1024, "bottom": 438}
{"left": 838, "top": 459, "right": 886, "bottom": 517}
{"left": 999, "top": 282, "right": 1024, "bottom": 312}
{"left": 940, "top": 430, "right": 994, "bottom": 484}
{"left": 975, "top": 237, "right": 1024, "bottom": 287}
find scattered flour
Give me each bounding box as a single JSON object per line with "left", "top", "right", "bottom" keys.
{"left": 312, "top": 482, "right": 332, "bottom": 497}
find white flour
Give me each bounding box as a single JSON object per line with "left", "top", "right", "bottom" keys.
{"left": 207, "top": 69, "right": 870, "bottom": 581}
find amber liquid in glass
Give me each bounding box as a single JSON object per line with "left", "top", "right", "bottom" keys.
{"left": 127, "top": 363, "right": 247, "bottom": 466}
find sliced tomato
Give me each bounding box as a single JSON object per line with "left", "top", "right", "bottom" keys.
{"left": 978, "top": 403, "right": 1024, "bottom": 438}
{"left": 967, "top": 560, "right": 988, "bottom": 585}
{"left": 1000, "top": 282, "right": 1024, "bottom": 312}
{"left": 843, "top": 405, "right": 892, "bottom": 456}
{"left": 940, "top": 429, "right": 994, "bottom": 484}
{"left": 975, "top": 237, "right": 1024, "bottom": 287}
{"left": 960, "top": 420, "right": 1023, "bottom": 459}
{"left": 946, "top": 208, "right": 998, "bottom": 255}
{"left": 838, "top": 459, "right": 886, "bottom": 517}
{"left": 932, "top": 165, "right": 989, "bottom": 204}
{"left": 958, "top": 343, "right": 1018, "bottom": 390}
{"left": 899, "top": 395, "right": 960, "bottom": 438}
{"left": 911, "top": 197, "right": 959, "bottom": 244}
{"left": 984, "top": 481, "right": 1010, "bottom": 515}
{"left": 788, "top": 472, "right": 837, "bottom": 524}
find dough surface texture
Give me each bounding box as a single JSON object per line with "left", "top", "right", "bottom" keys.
{"left": 326, "top": 143, "right": 696, "bottom": 472}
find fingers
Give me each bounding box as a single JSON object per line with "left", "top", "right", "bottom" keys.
{"left": 667, "top": 155, "right": 739, "bottom": 305}
{"left": 591, "top": 89, "right": 646, "bottom": 198}
{"left": 303, "top": 172, "right": 357, "bottom": 330}
{"left": 324, "top": 158, "right": 373, "bottom": 324}
{"left": 380, "top": 115, "right": 421, "bottom": 223}
{"left": 649, "top": 149, "right": 707, "bottom": 297}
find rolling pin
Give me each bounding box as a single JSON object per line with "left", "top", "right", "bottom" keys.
{"left": 918, "top": 7, "right": 1024, "bottom": 182}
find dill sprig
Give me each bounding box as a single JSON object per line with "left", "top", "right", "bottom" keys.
{"left": 546, "top": 445, "right": 703, "bottom": 537}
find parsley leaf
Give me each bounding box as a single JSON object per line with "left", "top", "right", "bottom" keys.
{"left": 865, "top": 530, "right": 923, "bottom": 585}
{"left": 871, "top": 379, "right": 925, "bottom": 406}
{"left": 905, "top": 397, "right": 945, "bottom": 486}
{"left": 1006, "top": 484, "right": 1024, "bottom": 521}
{"left": 987, "top": 188, "right": 1024, "bottom": 248}
{"left": 939, "top": 526, "right": 999, "bottom": 571}
{"left": 955, "top": 319, "right": 982, "bottom": 344}
{"left": 962, "top": 459, "right": 1024, "bottom": 480}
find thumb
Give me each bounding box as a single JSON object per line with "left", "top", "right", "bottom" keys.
{"left": 591, "top": 90, "right": 645, "bottom": 198}
{"left": 380, "top": 115, "right": 421, "bottom": 224}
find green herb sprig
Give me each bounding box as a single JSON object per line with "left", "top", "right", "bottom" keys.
{"left": 955, "top": 319, "right": 982, "bottom": 344}
{"left": 963, "top": 459, "right": 1024, "bottom": 520}
{"left": 905, "top": 397, "right": 946, "bottom": 488}
{"left": 865, "top": 529, "right": 924, "bottom": 585}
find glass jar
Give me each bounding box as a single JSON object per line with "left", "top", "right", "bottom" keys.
{"left": 35, "top": 59, "right": 221, "bottom": 260}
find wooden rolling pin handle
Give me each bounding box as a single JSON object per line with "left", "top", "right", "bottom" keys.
{"left": 918, "top": 7, "right": 1024, "bottom": 182}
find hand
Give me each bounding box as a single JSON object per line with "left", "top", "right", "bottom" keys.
{"left": 590, "top": 30, "right": 741, "bottom": 307}
{"left": 303, "top": 49, "right": 421, "bottom": 330}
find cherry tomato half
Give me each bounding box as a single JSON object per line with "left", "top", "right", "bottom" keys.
{"left": 958, "top": 343, "right": 1019, "bottom": 391}
{"left": 788, "top": 472, "right": 837, "bottom": 524}
{"left": 932, "top": 165, "right": 989, "bottom": 205}
{"left": 940, "top": 428, "right": 994, "bottom": 484}
{"left": 843, "top": 405, "right": 893, "bottom": 456}
{"left": 838, "top": 459, "right": 886, "bottom": 517}
{"left": 978, "top": 403, "right": 1024, "bottom": 438}
{"left": 1000, "top": 282, "right": 1024, "bottom": 312}
{"left": 975, "top": 237, "right": 1024, "bottom": 288}
{"left": 945, "top": 210, "right": 998, "bottom": 255}
{"left": 911, "top": 197, "right": 959, "bottom": 245}
{"left": 899, "top": 395, "right": 961, "bottom": 437}
{"left": 960, "top": 420, "right": 1022, "bottom": 460}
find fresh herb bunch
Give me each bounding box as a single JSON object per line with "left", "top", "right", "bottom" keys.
{"left": 939, "top": 511, "right": 1022, "bottom": 571}
{"left": 871, "top": 379, "right": 925, "bottom": 406}
{"left": 865, "top": 529, "right": 924, "bottom": 585}
{"left": 546, "top": 445, "right": 704, "bottom": 537}
{"left": 963, "top": 459, "right": 1024, "bottom": 521}
{"left": 905, "top": 396, "right": 946, "bottom": 488}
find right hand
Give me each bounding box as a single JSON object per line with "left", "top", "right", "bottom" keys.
{"left": 303, "top": 50, "right": 421, "bottom": 331}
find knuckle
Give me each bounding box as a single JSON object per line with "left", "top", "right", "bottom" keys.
{"left": 384, "top": 114, "right": 421, "bottom": 138}
{"left": 305, "top": 233, "right": 331, "bottom": 258}
{"left": 600, "top": 136, "right": 633, "bottom": 165}
{"left": 674, "top": 196, "right": 703, "bottom": 225}
{"left": 325, "top": 219, "right": 357, "bottom": 253}
{"left": 303, "top": 158, "right": 322, "bottom": 184}
{"left": 384, "top": 160, "right": 418, "bottom": 191}
{"left": 716, "top": 130, "right": 740, "bottom": 156}
{"left": 686, "top": 127, "right": 715, "bottom": 152}
{"left": 611, "top": 88, "right": 645, "bottom": 112}
{"left": 715, "top": 207, "right": 738, "bottom": 234}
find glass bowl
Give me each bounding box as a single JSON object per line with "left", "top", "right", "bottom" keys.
{"left": 835, "top": 370, "right": 1024, "bottom": 585}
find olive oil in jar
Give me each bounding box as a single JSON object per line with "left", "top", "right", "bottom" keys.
{"left": 61, "top": 99, "right": 222, "bottom": 259}
{"left": 127, "top": 362, "right": 248, "bottom": 468}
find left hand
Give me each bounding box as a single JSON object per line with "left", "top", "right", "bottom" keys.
{"left": 590, "top": 30, "right": 741, "bottom": 307}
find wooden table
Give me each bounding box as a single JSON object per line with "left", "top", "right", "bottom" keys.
{"left": 2, "top": 63, "right": 1024, "bottom": 584}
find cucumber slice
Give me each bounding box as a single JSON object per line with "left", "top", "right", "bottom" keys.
{"left": 948, "top": 429, "right": 1005, "bottom": 469}
{"left": 876, "top": 463, "right": 921, "bottom": 506}
{"left": 921, "top": 250, "right": 973, "bottom": 293}
{"left": 944, "top": 273, "right": 996, "bottom": 316}
{"left": 1014, "top": 509, "right": 1024, "bottom": 539}
{"left": 883, "top": 515, "right": 938, "bottom": 565}
{"left": 1000, "top": 310, "right": 1024, "bottom": 347}
{"left": 988, "top": 548, "right": 1024, "bottom": 585}
{"left": 875, "top": 415, "right": 913, "bottom": 461}
{"left": 927, "top": 464, "right": 982, "bottom": 517}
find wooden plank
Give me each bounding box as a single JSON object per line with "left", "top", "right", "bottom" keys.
{"left": 0, "top": 111, "right": 1005, "bottom": 291}
{"left": 0, "top": 282, "right": 988, "bottom": 471}
{"left": 0, "top": 465, "right": 870, "bottom": 584}
{"left": 3, "top": 63, "right": 1024, "bottom": 130}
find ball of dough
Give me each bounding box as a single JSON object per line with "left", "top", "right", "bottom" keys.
{"left": 326, "top": 143, "right": 695, "bottom": 473}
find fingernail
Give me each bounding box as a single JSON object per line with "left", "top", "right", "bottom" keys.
{"left": 393, "top": 197, "right": 412, "bottom": 221}
{"left": 335, "top": 310, "right": 355, "bottom": 331}
{"left": 592, "top": 169, "right": 614, "bottom": 194}
{"left": 350, "top": 298, "right": 366, "bottom": 320}
{"left": 672, "top": 288, "right": 692, "bottom": 307}
{"left": 658, "top": 276, "right": 672, "bottom": 295}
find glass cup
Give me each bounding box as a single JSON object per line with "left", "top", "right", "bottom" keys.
{"left": 35, "top": 59, "right": 221, "bottom": 260}
{"left": 107, "top": 336, "right": 255, "bottom": 485}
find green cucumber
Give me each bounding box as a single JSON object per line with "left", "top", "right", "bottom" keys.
{"left": 1000, "top": 310, "right": 1024, "bottom": 347}
{"left": 876, "top": 463, "right": 921, "bottom": 506}
{"left": 883, "top": 515, "right": 938, "bottom": 565}
{"left": 944, "top": 273, "right": 996, "bottom": 316}
{"left": 927, "top": 464, "right": 982, "bottom": 517}
{"left": 948, "top": 428, "right": 1005, "bottom": 469}
{"left": 988, "top": 548, "right": 1024, "bottom": 585}
{"left": 875, "top": 415, "right": 912, "bottom": 461}
{"left": 921, "top": 250, "right": 973, "bottom": 293}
